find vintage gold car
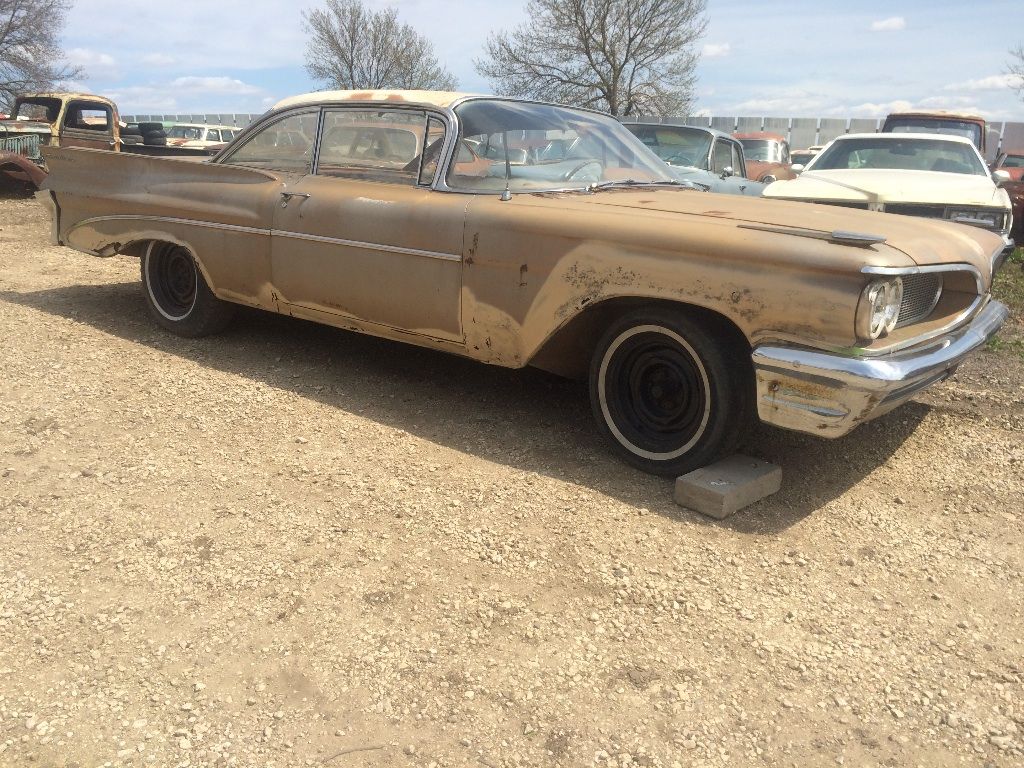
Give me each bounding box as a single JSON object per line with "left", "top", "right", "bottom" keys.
{"left": 38, "top": 91, "right": 1010, "bottom": 476}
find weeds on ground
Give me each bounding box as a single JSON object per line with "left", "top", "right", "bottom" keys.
{"left": 988, "top": 247, "right": 1024, "bottom": 359}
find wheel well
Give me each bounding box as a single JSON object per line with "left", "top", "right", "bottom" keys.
{"left": 527, "top": 298, "right": 752, "bottom": 380}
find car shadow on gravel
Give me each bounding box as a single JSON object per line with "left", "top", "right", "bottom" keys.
{"left": 0, "top": 281, "right": 929, "bottom": 532}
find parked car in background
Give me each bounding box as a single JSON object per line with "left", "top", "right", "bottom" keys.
{"left": 623, "top": 123, "right": 765, "bottom": 195}
{"left": 791, "top": 146, "right": 821, "bottom": 167}
{"left": 992, "top": 149, "right": 1024, "bottom": 243}
{"left": 764, "top": 133, "right": 1014, "bottom": 255}
{"left": 166, "top": 123, "right": 240, "bottom": 149}
{"left": 734, "top": 131, "right": 797, "bottom": 183}
{"left": 882, "top": 110, "right": 988, "bottom": 158}
{"left": 39, "top": 91, "right": 1009, "bottom": 475}
{"left": 0, "top": 92, "right": 219, "bottom": 189}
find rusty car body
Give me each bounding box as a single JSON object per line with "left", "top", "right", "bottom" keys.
{"left": 0, "top": 92, "right": 218, "bottom": 189}
{"left": 882, "top": 110, "right": 988, "bottom": 157}
{"left": 38, "top": 91, "right": 1010, "bottom": 476}
{"left": 734, "top": 131, "right": 797, "bottom": 183}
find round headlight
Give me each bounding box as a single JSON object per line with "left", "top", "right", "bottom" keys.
{"left": 857, "top": 278, "right": 903, "bottom": 340}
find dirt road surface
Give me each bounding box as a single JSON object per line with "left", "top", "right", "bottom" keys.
{"left": 1, "top": 190, "right": 1022, "bottom": 767}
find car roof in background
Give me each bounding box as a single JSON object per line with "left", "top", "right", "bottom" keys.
{"left": 828, "top": 132, "right": 978, "bottom": 145}
{"left": 734, "top": 131, "right": 787, "bottom": 141}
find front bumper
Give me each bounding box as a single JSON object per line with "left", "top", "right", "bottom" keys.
{"left": 751, "top": 300, "right": 1009, "bottom": 437}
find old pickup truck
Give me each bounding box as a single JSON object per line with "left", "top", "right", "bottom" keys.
{"left": 38, "top": 90, "right": 1010, "bottom": 476}
{"left": 0, "top": 92, "right": 218, "bottom": 188}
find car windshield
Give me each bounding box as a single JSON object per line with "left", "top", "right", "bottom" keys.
{"left": 738, "top": 139, "right": 784, "bottom": 163}
{"left": 624, "top": 125, "right": 712, "bottom": 169}
{"left": 809, "top": 137, "right": 988, "bottom": 175}
{"left": 448, "top": 99, "right": 672, "bottom": 192}
{"left": 791, "top": 151, "right": 815, "bottom": 166}
{"left": 885, "top": 117, "right": 982, "bottom": 148}
{"left": 1002, "top": 154, "right": 1024, "bottom": 168}
{"left": 167, "top": 126, "right": 204, "bottom": 140}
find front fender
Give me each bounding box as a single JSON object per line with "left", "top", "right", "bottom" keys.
{"left": 0, "top": 151, "right": 47, "bottom": 188}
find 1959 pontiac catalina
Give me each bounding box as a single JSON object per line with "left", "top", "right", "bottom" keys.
{"left": 38, "top": 91, "right": 1010, "bottom": 476}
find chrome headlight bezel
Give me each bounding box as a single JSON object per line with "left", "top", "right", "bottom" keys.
{"left": 856, "top": 277, "right": 903, "bottom": 340}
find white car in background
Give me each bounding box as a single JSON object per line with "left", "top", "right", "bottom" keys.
{"left": 165, "top": 123, "right": 239, "bottom": 148}
{"left": 765, "top": 133, "right": 1014, "bottom": 255}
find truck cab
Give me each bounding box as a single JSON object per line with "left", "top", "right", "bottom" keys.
{"left": 881, "top": 111, "right": 989, "bottom": 159}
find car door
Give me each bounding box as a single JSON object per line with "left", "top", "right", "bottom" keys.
{"left": 269, "top": 108, "right": 466, "bottom": 342}
{"left": 59, "top": 100, "right": 117, "bottom": 151}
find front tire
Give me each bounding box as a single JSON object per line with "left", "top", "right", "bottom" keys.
{"left": 141, "top": 242, "right": 235, "bottom": 337}
{"left": 589, "top": 309, "right": 754, "bottom": 476}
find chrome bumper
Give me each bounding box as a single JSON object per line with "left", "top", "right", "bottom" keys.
{"left": 751, "top": 300, "right": 1009, "bottom": 437}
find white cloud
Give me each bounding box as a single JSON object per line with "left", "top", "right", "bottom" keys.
{"left": 870, "top": 17, "right": 906, "bottom": 32}
{"left": 945, "top": 74, "right": 1024, "bottom": 91}
{"left": 169, "top": 76, "right": 263, "bottom": 95}
{"left": 702, "top": 43, "right": 731, "bottom": 58}
{"left": 105, "top": 76, "right": 270, "bottom": 113}
{"left": 140, "top": 53, "right": 177, "bottom": 67}
{"left": 66, "top": 47, "right": 121, "bottom": 80}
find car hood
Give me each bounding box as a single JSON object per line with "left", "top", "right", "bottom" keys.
{"left": 535, "top": 187, "right": 1003, "bottom": 273}
{"left": 764, "top": 169, "right": 1006, "bottom": 208}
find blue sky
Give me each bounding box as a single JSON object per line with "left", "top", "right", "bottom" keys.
{"left": 60, "top": 0, "right": 1024, "bottom": 119}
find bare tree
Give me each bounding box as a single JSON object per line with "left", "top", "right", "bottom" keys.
{"left": 1010, "top": 43, "right": 1024, "bottom": 100}
{"left": 303, "top": 0, "right": 457, "bottom": 92}
{"left": 0, "top": 0, "right": 82, "bottom": 111}
{"left": 475, "top": 0, "right": 707, "bottom": 117}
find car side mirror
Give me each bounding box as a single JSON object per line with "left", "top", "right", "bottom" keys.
{"left": 792, "top": 163, "right": 805, "bottom": 175}
{"left": 993, "top": 169, "right": 1011, "bottom": 185}
{"left": 720, "top": 165, "right": 735, "bottom": 179}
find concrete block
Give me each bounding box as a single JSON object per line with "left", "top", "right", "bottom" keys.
{"left": 674, "top": 455, "right": 781, "bottom": 519}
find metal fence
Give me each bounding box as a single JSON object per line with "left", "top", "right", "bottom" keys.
{"left": 124, "top": 112, "right": 1024, "bottom": 161}
{"left": 623, "top": 115, "right": 1024, "bottom": 162}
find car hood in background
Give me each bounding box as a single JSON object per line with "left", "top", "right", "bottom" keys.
{"left": 764, "top": 169, "right": 1006, "bottom": 208}
{"left": 0, "top": 120, "right": 53, "bottom": 137}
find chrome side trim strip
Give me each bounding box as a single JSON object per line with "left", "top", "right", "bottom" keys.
{"left": 68, "top": 214, "right": 462, "bottom": 262}
{"left": 272, "top": 230, "right": 461, "bottom": 261}
{"left": 68, "top": 214, "right": 268, "bottom": 237}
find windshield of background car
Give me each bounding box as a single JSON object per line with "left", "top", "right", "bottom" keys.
{"left": 625, "top": 125, "right": 712, "bottom": 169}
{"left": 791, "top": 151, "right": 815, "bottom": 165}
{"left": 885, "top": 118, "right": 982, "bottom": 148}
{"left": 809, "top": 138, "right": 988, "bottom": 175}
{"left": 448, "top": 100, "right": 672, "bottom": 192}
{"left": 167, "top": 126, "right": 203, "bottom": 140}
{"left": 1002, "top": 154, "right": 1024, "bottom": 168}
{"left": 738, "top": 139, "right": 784, "bottom": 163}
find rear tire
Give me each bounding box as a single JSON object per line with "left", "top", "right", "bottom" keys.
{"left": 141, "top": 242, "right": 235, "bottom": 337}
{"left": 589, "top": 308, "right": 754, "bottom": 476}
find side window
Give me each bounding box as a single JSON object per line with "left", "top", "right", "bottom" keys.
{"left": 316, "top": 109, "right": 426, "bottom": 184}
{"left": 64, "top": 102, "right": 112, "bottom": 133}
{"left": 711, "top": 139, "right": 732, "bottom": 173}
{"left": 205, "top": 129, "right": 221, "bottom": 142}
{"left": 221, "top": 112, "right": 316, "bottom": 172}
{"left": 418, "top": 116, "right": 446, "bottom": 186}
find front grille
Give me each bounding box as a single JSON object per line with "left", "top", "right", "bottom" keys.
{"left": 0, "top": 133, "right": 42, "bottom": 160}
{"left": 896, "top": 272, "right": 943, "bottom": 328}
{"left": 884, "top": 203, "right": 946, "bottom": 219}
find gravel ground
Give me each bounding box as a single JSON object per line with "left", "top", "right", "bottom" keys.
{"left": 1, "top": 189, "right": 1022, "bottom": 768}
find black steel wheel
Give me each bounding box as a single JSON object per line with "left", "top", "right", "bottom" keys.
{"left": 141, "top": 242, "right": 235, "bottom": 337}
{"left": 590, "top": 308, "right": 754, "bottom": 476}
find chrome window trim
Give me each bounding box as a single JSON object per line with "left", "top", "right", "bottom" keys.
{"left": 217, "top": 106, "right": 322, "bottom": 173}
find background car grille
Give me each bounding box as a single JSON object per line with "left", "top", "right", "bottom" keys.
{"left": 0, "top": 134, "right": 42, "bottom": 160}
{"left": 896, "top": 272, "right": 943, "bottom": 328}
{"left": 885, "top": 203, "right": 946, "bottom": 219}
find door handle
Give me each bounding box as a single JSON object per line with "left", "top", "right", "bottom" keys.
{"left": 280, "top": 192, "right": 311, "bottom": 207}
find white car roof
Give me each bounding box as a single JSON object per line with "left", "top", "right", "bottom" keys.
{"left": 830, "top": 132, "right": 976, "bottom": 145}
